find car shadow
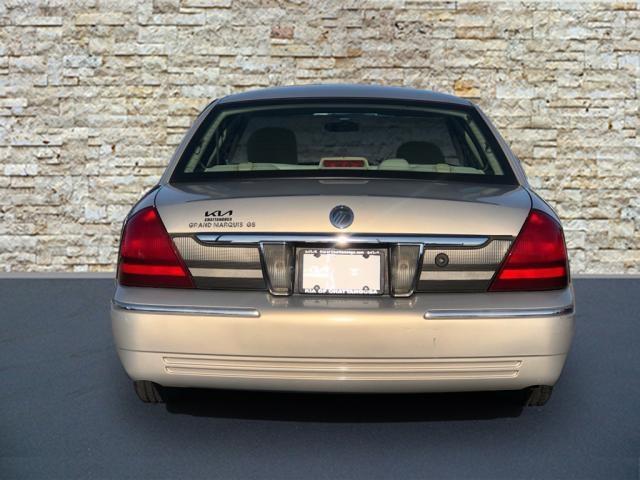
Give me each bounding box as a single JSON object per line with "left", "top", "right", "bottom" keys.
{"left": 163, "top": 388, "right": 525, "bottom": 422}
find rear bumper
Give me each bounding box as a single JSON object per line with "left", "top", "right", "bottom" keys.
{"left": 111, "top": 286, "right": 575, "bottom": 393}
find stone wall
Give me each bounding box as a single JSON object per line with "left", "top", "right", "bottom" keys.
{"left": 0, "top": 0, "right": 638, "bottom": 273}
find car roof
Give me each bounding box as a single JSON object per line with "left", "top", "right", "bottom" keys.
{"left": 216, "top": 84, "right": 473, "bottom": 107}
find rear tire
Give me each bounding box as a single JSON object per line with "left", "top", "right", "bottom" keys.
{"left": 524, "top": 385, "right": 554, "bottom": 406}
{"left": 133, "top": 380, "right": 165, "bottom": 403}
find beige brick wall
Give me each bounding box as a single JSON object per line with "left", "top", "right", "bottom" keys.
{"left": 0, "top": 0, "right": 638, "bottom": 273}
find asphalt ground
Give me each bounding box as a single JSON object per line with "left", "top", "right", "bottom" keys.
{"left": 1, "top": 278, "right": 638, "bottom": 479}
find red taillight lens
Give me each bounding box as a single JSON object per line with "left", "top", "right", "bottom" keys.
{"left": 117, "top": 206, "right": 194, "bottom": 288}
{"left": 489, "top": 210, "right": 569, "bottom": 291}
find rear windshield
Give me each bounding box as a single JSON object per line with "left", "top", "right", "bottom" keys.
{"left": 171, "top": 102, "right": 516, "bottom": 184}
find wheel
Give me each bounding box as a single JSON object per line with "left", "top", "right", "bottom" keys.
{"left": 133, "top": 380, "right": 165, "bottom": 403}
{"left": 524, "top": 385, "right": 554, "bottom": 406}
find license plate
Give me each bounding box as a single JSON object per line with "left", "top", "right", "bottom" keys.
{"left": 299, "top": 248, "right": 384, "bottom": 295}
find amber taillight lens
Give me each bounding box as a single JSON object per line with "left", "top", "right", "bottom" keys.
{"left": 117, "top": 206, "right": 194, "bottom": 288}
{"left": 489, "top": 210, "right": 569, "bottom": 291}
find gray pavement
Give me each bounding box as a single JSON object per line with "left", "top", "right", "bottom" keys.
{"left": 1, "top": 278, "right": 638, "bottom": 479}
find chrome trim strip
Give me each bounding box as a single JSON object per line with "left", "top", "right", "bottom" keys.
{"left": 419, "top": 270, "right": 495, "bottom": 281}
{"left": 189, "top": 268, "right": 264, "bottom": 278}
{"left": 424, "top": 305, "right": 574, "bottom": 320}
{"left": 197, "top": 234, "right": 489, "bottom": 247}
{"left": 111, "top": 300, "right": 260, "bottom": 318}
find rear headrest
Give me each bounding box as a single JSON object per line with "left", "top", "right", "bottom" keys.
{"left": 396, "top": 141, "right": 445, "bottom": 165}
{"left": 247, "top": 127, "right": 298, "bottom": 164}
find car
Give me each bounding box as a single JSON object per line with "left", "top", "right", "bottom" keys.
{"left": 111, "top": 84, "right": 575, "bottom": 407}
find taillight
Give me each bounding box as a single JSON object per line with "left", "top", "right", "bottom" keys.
{"left": 117, "top": 206, "right": 194, "bottom": 288}
{"left": 489, "top": 210, "right": 569, "bottom": 291}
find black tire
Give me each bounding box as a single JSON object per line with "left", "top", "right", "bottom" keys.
{"left": 133, "top": 380, "right": 165, "bottom": 403}
{"left": 524, "top": 385, "right": 554, "bottom": 406}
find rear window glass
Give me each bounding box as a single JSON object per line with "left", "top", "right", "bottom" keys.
{"left": 171, "top": 102, "right": 516, "bottom": 184}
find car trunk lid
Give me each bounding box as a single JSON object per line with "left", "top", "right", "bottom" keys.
{"left": 154, "top": 179, "right": 531, "bottom": 296}
{"left": 155, "top": 179, "right": 530, "bottom": 236}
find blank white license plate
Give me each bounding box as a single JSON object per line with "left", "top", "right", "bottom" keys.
{"left": 300, "top": 248, "right": 383, "bottom": 295}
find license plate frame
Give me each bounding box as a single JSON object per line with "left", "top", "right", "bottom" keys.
{"left": 297, "top": 248, "right": 386, "bottom": 295}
